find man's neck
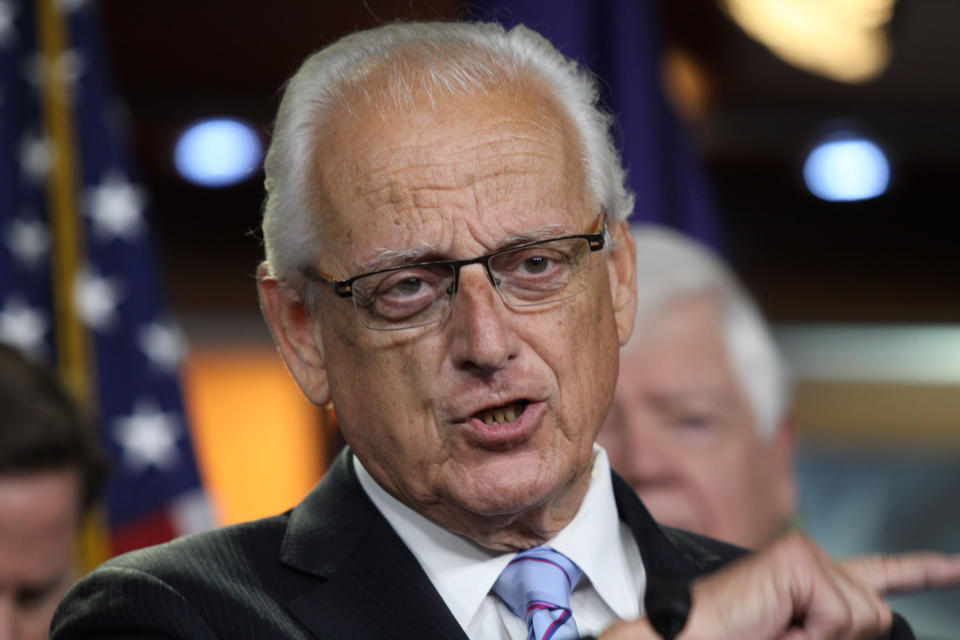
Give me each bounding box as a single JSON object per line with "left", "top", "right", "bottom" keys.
{"left": 355, "top": 452, "right": 594, "bottom": 550}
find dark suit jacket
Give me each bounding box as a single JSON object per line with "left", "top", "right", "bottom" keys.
{"left": 51, "top": 448, "right": 913, "bottom": 639}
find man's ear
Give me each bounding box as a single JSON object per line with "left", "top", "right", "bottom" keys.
{"left": 605, "top": 220, "right": 637, "bottom": 346}
{"left": 256, "top": 262, "right": 331, "bottom": 406}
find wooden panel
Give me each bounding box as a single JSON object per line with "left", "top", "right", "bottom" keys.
{"left": 183, "top": 348, "right": 325, "bottom": 525}
{"left": 795, "top": 381, "right": 960, "bottom": 449}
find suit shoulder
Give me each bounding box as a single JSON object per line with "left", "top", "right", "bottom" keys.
{"left": 659, "top": 526, "right": 749, "bottom": 573}
{"left": 51, "top": 512, "right": 319, "bottom": 640}
{"left": 104, "top": 512, "right": 290, "bottom": 580}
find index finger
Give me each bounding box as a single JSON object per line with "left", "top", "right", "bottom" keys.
{"left": 843, "top": 552, "right": 960, "bottom": 594}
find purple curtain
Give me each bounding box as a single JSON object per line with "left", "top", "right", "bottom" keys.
{"left": 468, "top": 0, "right": 723, "bottom": 249}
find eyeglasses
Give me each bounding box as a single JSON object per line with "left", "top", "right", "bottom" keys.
{"left": 300, "top": 214, "right": 607, "bottom": 331}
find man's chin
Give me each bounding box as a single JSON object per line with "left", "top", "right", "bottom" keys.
{"left": 434, "top": 460, "right": 588, "bottom": 546}
{"left": 634, "top": 490, "right": 703, "bottom": 531}
{"left": 455, "top": 477, "right": 556, "bottom": 518}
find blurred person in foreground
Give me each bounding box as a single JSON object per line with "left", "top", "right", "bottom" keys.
{"left": 0, "top": 344, "right": 106, "bottom": 640}
{"left": 52, "top": 21, "right": 960, "bottom": 640}
{"left": 598, "top": 225, "right": 795, "bottom": 550}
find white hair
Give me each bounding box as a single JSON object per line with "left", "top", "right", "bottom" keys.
{"left": 261, "top": 21, "right": 635, "bottom": 282}
{"left": 628, "top": 224, "right": 792, "bottom": 439}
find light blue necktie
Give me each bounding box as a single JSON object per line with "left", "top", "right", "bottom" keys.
{"left": 493, "top": 546, "right": 583, "bottom": 640}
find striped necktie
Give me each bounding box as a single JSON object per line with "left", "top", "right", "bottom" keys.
{"left": 493, "top": 546, "right": 582, "bottom": 640}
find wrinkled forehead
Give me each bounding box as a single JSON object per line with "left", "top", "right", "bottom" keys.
{"left": 311, "top": 72, "right": 594, "bottom": 272}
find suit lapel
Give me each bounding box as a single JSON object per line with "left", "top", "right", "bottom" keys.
{"left": 277, "top": 453, "right": 723, "bottom": 638}
{"left": 279, "top": 449, "right": 468, "bottom": 640}
{"left": 611, "top": 470, "right": 702, "bottom": 584}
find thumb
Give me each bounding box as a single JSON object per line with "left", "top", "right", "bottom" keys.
{"left": 598, "top": 617, "right": 662, "bottom": 640}
{"left": 842, "top": 551, "right": 960, "bottom": 594}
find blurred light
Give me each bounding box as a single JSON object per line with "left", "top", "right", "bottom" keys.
{"left": 174, "top": 118, "right": 261, "bottom": 187}
{"left": 662, "top": 46, "right": 711, "bottom": 122}
{"left": 803, "top": 137, "right": 890, "bottom": 201}
{"left": 776, "top": 325, "right": 960, "bottom": 384}
{"left": 722, "top": 0, "right": 896, "bottom": 83}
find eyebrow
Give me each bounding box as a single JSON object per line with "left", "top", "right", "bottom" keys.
{"left": 356, "top": 244, "right": 441, "bottom": 273}
{"left": 354, "top": 223, "right": 571, "bottom": 273}
{"left": 500, "top": 223, "right": 569, "bottom": 245}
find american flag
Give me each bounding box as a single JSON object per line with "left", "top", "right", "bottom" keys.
{"left": 0, "top": 0, "right": 211, "bottom": 566}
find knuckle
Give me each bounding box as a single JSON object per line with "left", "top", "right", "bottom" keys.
{"left": 775, "top": 530, "right": 816, "bottom": 559}
{"left": 876, "top": 601, "right": 893, "bottom": 631}
{"left": 838, "top": 606, "right": 855, "bottom": 635}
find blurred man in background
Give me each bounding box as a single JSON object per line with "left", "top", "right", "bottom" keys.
{"left": 599, "top": 224, "right": 796, "bottom": 549}
{"left": 0, "top": 344, "right": 106, "bottom": 640}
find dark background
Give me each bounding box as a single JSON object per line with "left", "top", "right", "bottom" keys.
{"left": 96, "top": 0, "right": 960, "bottom": 324}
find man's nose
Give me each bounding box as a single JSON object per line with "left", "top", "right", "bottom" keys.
{"left": 447, "top": 264, "right": 516, "bottom": 374}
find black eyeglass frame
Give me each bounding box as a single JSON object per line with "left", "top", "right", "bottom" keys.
{"left": 299, "top": 213, "right": 608, "bottom": 301}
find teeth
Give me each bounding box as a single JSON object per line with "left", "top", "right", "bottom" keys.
{"left": 477, "top": 402, "right": 524, "bottom": 426}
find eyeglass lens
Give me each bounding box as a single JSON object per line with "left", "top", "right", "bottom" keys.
{"left": 350, "top": 237, "right": 593, "bottom": 330}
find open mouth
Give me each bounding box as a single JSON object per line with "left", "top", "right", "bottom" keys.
{"left": 473, "top": 400, "right": 529, "bottom": 426}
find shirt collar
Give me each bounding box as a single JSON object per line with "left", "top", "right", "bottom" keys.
{"left": 353, "top": 445, "right": 638, "bottom": 630}
{"left": 354, "top": 455, "right": 509, "bottom": 630}
{"left": 549, "top": 447, "right": 640, "bottom": 620}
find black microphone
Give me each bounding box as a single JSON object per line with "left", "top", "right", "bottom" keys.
{"left": 644, "top": 578, "right": 691, "bottom": 640}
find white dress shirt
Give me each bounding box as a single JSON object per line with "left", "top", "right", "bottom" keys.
{"left": 354, "top": 445, "right": 647, "bottom": 639}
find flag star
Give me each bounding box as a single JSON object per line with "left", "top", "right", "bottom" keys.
{"left": 23, "top": 49, "right": 86, "bottom": 90}
{"left": 73, "top": 268, "right": 123, "bottom": 330}
{"left": 22, "top": 53, "right": 43, "bottom": 87}
{"left": 138, "top": 321, "right": 188, "bottom": 373}
{"left": 86, "top": 172, "right": 145, "bottom": 241}
{"left": 0, "top": 297, "right": 49, "bottom": 356}
{"left": 171, "top": 490, "right": 214, "bottom": 534}
{"left": 19, "top": 135, "right": 52, "bottom": 183}
{"left": 55, "top": 49, "right": 86, "bottom": 87}
{"left": 0, "top": 0, "right": 16, "bottom": 49}
{"left": 113, "top": 400, "right": 182, "bottom": 472}
{"left": 5, "top": 217, "right": 50, "bottom": 269}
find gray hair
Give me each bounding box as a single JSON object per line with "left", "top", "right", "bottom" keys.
{"left": 629, "top": 225, "right": 791, "bottom": 439}
{"left": 261, "top": 21, "right": 635, "bottom": 282}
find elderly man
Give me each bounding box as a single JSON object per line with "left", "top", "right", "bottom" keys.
{"left": 598, "top": 225, "right": 795, "bottom": 550}
{"left": 0, "top": 344, "right": 106, "bottom": 640}
{"left": 52, "top": 21, "right": 958, "bottom": 640}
